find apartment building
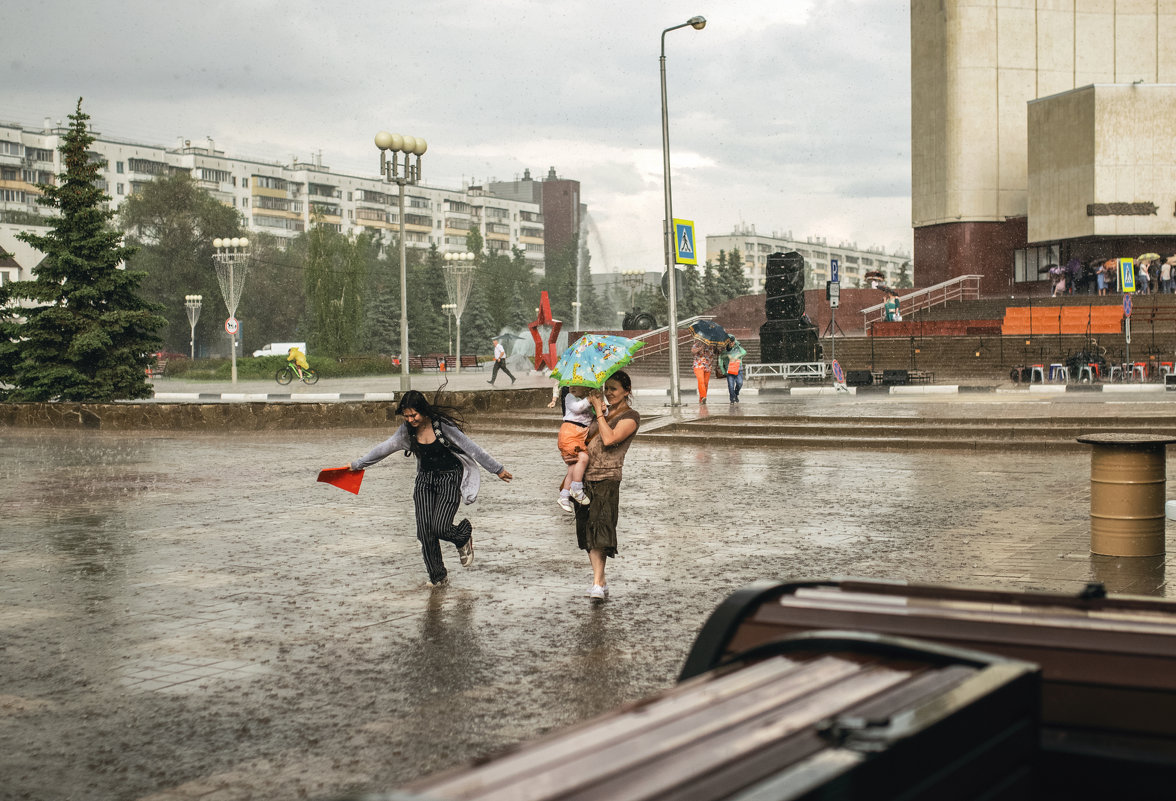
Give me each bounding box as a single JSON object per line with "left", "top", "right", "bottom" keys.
{"left": 0, "top": 119, "right": 548, "bottom": 277}
{"left": 706, "top": 225, "right": 911, "bottom": 293}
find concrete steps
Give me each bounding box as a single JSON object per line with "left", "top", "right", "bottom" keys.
{"left": 467, "top": 411, "right": 1176, "bottom": 452}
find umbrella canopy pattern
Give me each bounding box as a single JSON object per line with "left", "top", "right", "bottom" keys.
{"left": 689, "top": 319, "right": 733, "bottom": 347}
{"left": 1139, "top": 253, "right": 1161, "bottom": 262}
{"left": 550, "top": 334, "right": 644, "bottom": 388}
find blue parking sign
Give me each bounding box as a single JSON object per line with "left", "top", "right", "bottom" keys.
{"left": 830, "top": 258, "right": 839, "bottom": 283}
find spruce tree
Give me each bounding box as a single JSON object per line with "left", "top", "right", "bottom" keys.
{"left": 0, "top": 99, "right": 164, "bottom": 401}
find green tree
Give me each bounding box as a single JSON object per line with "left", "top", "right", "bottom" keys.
{"left": 304, "top": 218, "right": 371, "bottom": 356}
{"left": 896, "top": 261, "right": 913, "bottom": 288}
{"left": 237, "top": 231, "right": 307, "bottom": 355}
{"left": 717, "top": 247, "right": 751, "bottom": 301}
{"left": 702, "top": 260, "right": 721, "bottom": 309}
{"left": 680, "top": 262, "right": 704, "bottom": 316}
{"left": 118, "top": 171, "right": 243, "bottom": 354}
{"left": 0, "top": 99, "right": 165, "bottom": 401}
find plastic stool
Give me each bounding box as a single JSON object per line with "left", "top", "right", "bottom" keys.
{"left": 1030, "top": 364, "right": 1045, "bottom": 383}
{"left": 1132, "top": 363, "right": 1147, "bottom": 381}
{"left": 1049, "top": 363, "right": 1067, "bottom": 382}
{"left": 1079, "top": 365, "right": 1095, "bottom": 383}
{"left": 1109, "top": 364, "right": 1124, "bottom": 382}
{"left": 1160, "top": 362, "right": 1174, "bottom": 377}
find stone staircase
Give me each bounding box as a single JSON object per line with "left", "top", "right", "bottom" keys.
{"left": 467, "top": 409, "right": 1176, "bottom": 452}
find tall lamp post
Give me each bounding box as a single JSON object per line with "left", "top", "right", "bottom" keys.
{"left": 660, "top": 14, "right": 706, "bottom": 406}
{"left": 184, "top": 294, "right": 202, "bottom": 360}
{"left": 441, "top": 303, "right": 456, "bottom": 358}
{"left": 442, "top": 250, "right": 476, "bottom": 374}
{"left": 211, "top": 237, "right": 250, "bottom": 385}
{"left": 375, "top": 130, "right": 428, "bottom": 391}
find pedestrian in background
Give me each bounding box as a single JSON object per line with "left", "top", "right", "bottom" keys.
{"left": 1162, "top": 255, "right": 1175, "bottom": 294}
{"left": 574, "top": 370, "right": 640, "bottom": 601}
{"left": 349, "top": 390, "right": 512, "bottom": 587}
{"left": 691, "top": 339, "right": 716, "bottom": 404}
{"left": 488, "top": 338, "right": 516, "bottom": 386}
{"left": 718, "top": 340, "right": 744, "bottom": 404}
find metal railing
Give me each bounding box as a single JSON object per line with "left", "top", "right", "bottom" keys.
{"left": 629, "top": 314, "right": 715, "bottom": 360}
{"left": 862, "top": 275, "right": 983, "bottom": 328}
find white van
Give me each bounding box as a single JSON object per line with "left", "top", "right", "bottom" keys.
{"left": 252, "top": 342, "right": 306, "bottom": 358}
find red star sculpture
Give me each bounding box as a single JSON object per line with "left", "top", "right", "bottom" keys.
{"left": 528, "top": 291, "right": 563, "bottom": 371}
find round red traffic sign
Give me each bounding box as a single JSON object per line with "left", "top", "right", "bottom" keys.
{"left": 832, "top": 359, "right": 845, "bottom": 383}
{"left": 225, "top": 317, "right": 239, "bottom": 335}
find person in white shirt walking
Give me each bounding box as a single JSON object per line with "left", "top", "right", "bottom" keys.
{"left": 488, "top": 338, "right": 516, "bottom": 386}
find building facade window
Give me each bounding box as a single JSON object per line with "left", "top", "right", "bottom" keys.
{"left": 1013, "top": 245, "right": 1059, "bottom": 283}
{"left": 116, "top": 161, "right": 124, "bottom": 174}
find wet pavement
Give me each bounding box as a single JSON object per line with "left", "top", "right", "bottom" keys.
{"left": 2, "top": 390, "right": 1176, "bottom": 800}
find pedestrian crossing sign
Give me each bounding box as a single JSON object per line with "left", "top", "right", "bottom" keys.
{"left": 673, "top": 218, "right": 697, "bottom": 265}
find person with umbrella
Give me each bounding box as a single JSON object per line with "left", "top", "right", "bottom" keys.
{"left": 717, "top": 338, "right": 747, "bottom": 404}
{"left": 347, "top": 390, "right": 513, "bottom": 588}
{"left": 549, "top": 336, "right": 643, "bottom": 601}
{"left": 576, "top": 370, "right": 640, "bottom": 602}
{"left": 1137, "top": 258, "right": 1152, "bottom": 295}
{"left": 688, "top": 320, "right": 731, "bottom": 405}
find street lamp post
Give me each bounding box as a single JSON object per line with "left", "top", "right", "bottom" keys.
{"left": 375, "top": 130, "right": 428, "bottom": 391}
{"left": 660, "top": 14, "right": 706, "bottom": 406}
{"left": 571, "top": 301, "right": 582, "bottom": 332}
{"left": 442, "top": 250, "right": 476, "bottom": 374}
{"left": 211, "top": 237, "right": 251, "bottom": 385}
{"left": 441, "top": 303, "right": 456, "bottom": 358}
{"left": 184, "top": 294, "right": 202, "bottom": 360}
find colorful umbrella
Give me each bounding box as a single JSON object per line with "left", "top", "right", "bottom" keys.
{"left": 689, "top": 319, "right": 733, "bottom": 347}
{"left": 550, "top": 334, "right": 644, "bottom": 388}
{"left": 317, "top": 466, "right": 364, "bottom": 495}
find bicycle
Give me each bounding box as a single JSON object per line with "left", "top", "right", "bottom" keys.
{"left": 275, "top": 364, "right": 319, "bottom": 385}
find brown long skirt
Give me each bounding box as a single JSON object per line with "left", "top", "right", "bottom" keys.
{"left": 574, "top": 479, "right": 619, "bottom": 558}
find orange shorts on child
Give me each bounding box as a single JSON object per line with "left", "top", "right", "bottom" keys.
{"left": 558, "top": 422, "right": 589, "bottom": 464}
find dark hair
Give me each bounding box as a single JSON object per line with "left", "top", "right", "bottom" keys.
{"left": 607, "top": 370, "right": 633, "bottom": 399}
{"left": 396, "top": 390, "right": 465, "bottom": 455}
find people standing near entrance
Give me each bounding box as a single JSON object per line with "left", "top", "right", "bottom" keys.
{"left": 574, "top": 370, "right": 640, "bottom": 602}
{"left": 1163, "top": 255, "right": 1176, "bottom": 294}
{"left": 1138, "top": 259, "right": 1151, "bottom": 294}
{"left": 718, "top": 341, "right": 744, "bottom": 404}
{"left": 691, "top": 339, "right": 716, "bottom": 404}
{"left": 348, "top": 390, "right": 512, "bottom": 587}
{"left": 488, "top": 338, "right": 516, "bottom": 386}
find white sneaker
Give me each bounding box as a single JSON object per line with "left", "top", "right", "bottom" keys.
{"left": 457, "top": 532, "right": 474, "bottom": 567}
{"left": 557, "top": 495, "right": 574, "bottom": 513}
{"left": 569, "top": 488, "right": 590, "bottom": 506}
{"left": 589, "top": 585, "right": 606, "bottom": 601}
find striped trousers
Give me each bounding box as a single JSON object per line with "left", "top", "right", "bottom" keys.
{"left": 413, "top": 468, "right": 470, "bottom": 583}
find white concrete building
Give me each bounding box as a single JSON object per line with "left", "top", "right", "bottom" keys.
{"left": 0, "top": 120, "right": 546, "bottom": 277}
{"left": 706, "top": 225, "right": 911, "bottom": 292}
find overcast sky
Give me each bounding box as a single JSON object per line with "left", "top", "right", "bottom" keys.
{"left": 3, "top": 0, "right": 912, "bottom": 272}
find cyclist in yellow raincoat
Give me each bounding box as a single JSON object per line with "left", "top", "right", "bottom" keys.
{"left": 287, "top": 346, "right": 309, "bottom": 378}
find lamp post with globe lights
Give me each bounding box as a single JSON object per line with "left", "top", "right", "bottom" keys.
{"left": 443, "top": 250, "right": 476, "bottom": 374}
{"left": 375, "top": 130, "right": 428, "bottom": 391}
{"left": 660, "top": 14, "right": 706, "bottom": 406}
{"left": 184, "top": 294, "right": 202, "bottom": 360}
{"left": 211, "top": 237, "right": 251, "bottom": 385}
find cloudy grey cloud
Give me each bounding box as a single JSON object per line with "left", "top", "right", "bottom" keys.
{"left": 2, "top": 0, "right": 912, "bottom": 268}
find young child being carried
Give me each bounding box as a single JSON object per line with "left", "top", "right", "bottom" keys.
{"left": 556, "top": 385, "right": 593, "bottom": 512}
